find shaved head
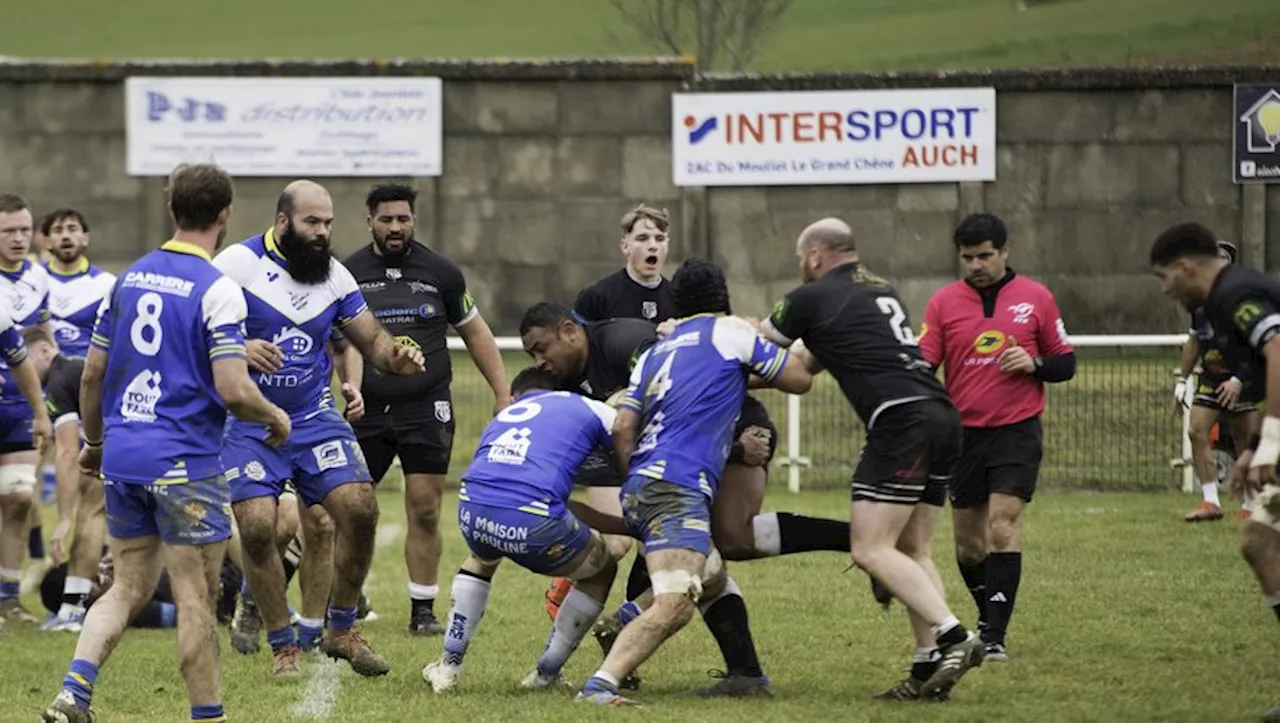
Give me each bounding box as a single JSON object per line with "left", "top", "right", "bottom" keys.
{"left": 798, "top": 217, "right": 856, "bottom": 253}
{"left": 277, "top": 179, "right": 330, "bottom": 218}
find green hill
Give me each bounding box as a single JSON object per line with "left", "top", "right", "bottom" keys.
{"left": 0, "top": 0, "right": 1276, "bottom": 71}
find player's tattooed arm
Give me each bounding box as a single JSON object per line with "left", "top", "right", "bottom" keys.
{"left": 340, "top": 310, "right": 424, "bottom": 376}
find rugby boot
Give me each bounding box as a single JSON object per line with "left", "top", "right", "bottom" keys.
{"left": 694, "top": 669, "right": 773, "bottom": 698}
{"left": 591, "top": 615, "right": 642, "bottom": 690}
{"left": 230, "top": 595, "right": 262, "bottom": 654}
{"left": 41, "top": 690, "right": 92, "bottom": 723}
{"left": 921, "top": 632, "right": 985, "bottom": 697}
{"left": 984, "top": 641, "right": 1009, "bottom": 662}
{"left": 521, "top": 667, "right": 573, "bottom": 690}
{"left": 874, "top": 676, "right": 951, "bottom": 702}
{"left": 323, "top": 627, "right": 390, "bottom": 676}
{"left": 574, "top": 691, "right": 642, "bottom": 707}
{"left": 272, "top": 644, "right": 302, "bottom": 677}
{"left": 422, "top": 661, "right": 459, "bottom": 693}
{"left": 0, "top": 598, "right": 40, "bottom": 623}
{"left": 1185, "top": 501, "right": 1224, "bottom": 522}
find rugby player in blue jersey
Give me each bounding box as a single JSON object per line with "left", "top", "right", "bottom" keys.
{"left": 43, "top": 164, "right": 291, "bottom": 723}
{"left": 214, "top": 180, "right": 424, "bottom": 678}
{"left": 420, "top": 366, "right": 630, "bottom": 692}
{"left": 576, "top": 259, "right": 813, "bottom": 706}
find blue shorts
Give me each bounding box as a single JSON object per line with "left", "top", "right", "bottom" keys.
{"left": 621, "top": 476, "right": 712, "bottom": 556}
{"left": 104, "top": 475, "right": 232, "bottom": 545}
{"left": 458, "top": 500, "right": 591, "bottom": 575}
{"left": 0, "top": 404, "right": 33, "bottom": 452}
{"left": 224, "top": 408, "right": 372, "bottom": 507}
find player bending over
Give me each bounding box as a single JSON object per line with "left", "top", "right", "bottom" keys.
{"left": 421, "top": 367, "right": 627, "bottom": 692}
{"left": 576, "top": 259, "right": 812, "bottom": 706}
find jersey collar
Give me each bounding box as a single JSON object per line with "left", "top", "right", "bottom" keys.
{"left": 263, "top": 227, "right": 289, "bottom": 267}
{"left": 46, "top": 256, "right": 90, "bottom": 277}
{"left": 965, "top": 268, "right": 1017, "bottom": 296}
{"left": 0, "top": 257, "right": 26, "bottom": 275}
{"left": 160, "top": 240, "right": 211, "bottom": 262}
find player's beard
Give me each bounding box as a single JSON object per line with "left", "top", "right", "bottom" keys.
{"left": 374, "top": 230, "right": 410, "bottom": 264}
{"left": 280, "top": 220, "right": 333, "bottom": 285}
{"left": 52, "top": 243, "right": 82, "bottom": 265}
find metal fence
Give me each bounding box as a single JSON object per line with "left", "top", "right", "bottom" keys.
{"left": 443, "top": 334, "right": 1192, "bottom": 493}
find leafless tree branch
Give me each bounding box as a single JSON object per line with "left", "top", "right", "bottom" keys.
{"left": 609, "top": 0, "right": 794, "bottom": 73}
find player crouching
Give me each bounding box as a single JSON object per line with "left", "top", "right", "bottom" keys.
{"left": 421, "top": 368, "right": 628, "bottom": 693}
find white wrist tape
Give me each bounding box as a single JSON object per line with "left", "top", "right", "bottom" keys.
{"left": 1251, "top": 416, "right": 1280, "bottom": 468}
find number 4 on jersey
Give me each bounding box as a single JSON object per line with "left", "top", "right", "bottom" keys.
{"left": 876, "top": 296, "right": 917, "bottom": 346}
{"left": 645, "top": 351, "right": 677, "bottom": 400}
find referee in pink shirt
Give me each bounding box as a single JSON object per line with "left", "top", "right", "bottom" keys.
{"left": 919, "top": 213, "right": 1076, "bottom": 662}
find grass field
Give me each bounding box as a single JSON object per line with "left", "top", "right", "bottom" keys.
{"left": 1, "top": 0, "right": 1278, "bottom": 71}
{"left": 442, "top": 347, "right": 1187, "bottom": 494}
{"left": 3, "top": 487, "right": 1275, "bottom": 722}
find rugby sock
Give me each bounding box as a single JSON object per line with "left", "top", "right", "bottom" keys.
{"left": 583, "top": 671, "right": 620, "bottom": 696}
{"left": 536, "top": 587, "right": 604, "bottom": 677}
{"left": 298, "top": 617, "right": 324, "bottom": 650}
{"left": 326, "top": 605, "right": 358, "bottom": 632}
{"left": 441, "top": 571, "right": 491, "bottom": 670}
{"left": 1245, "top": 489, "right": 1258, "bottom": 512}
{"left": 933, "top": 616, "right": 971, "bottom": 647}
{"left": 409, "top": 582, "right": 439, "bottom": 617}
{"left": 62, "top": 576, "right": 93, "bottom": 612}
{"left": 1201, "top": 482, "right": 1221, "bottom": 507}
{"left": 267, "top": 625, "right": 298, "bottom": 652}
{"left": 752, "top": 512, "right": 849, "bottom": 557}
{"left": 616, "top": 600, "right": 643, "bottom": 625}
{"left": 624, "top": 555, "right": 650, "bottom": 601}
{"left": 281, "top": 538, "right": 302, "bottom": 587}
{"left": 29, "top": 524, "right": 45, "bottom": 560}
{"left": 699, "top": 577, "right": 764, "bottom": 678}
{"left": 0, "top": 568, "right": 21, "bottom": 601}
{"left": 957, "top": 557, "right": 989, "bottom": 628}
{"left": 984, "top": 551, "right": 1022, "bottom": 645}
{"left": 911, "top": 647, "right": 940, "bottom": 681}
{"left": 62, "top": 658, "right": 98, "bottom": 710}
{"left": 239, "top": 578, "right": 255, "bottom": 603}
{"left": 191, "top": 703, "right": 226, "bottom": 721}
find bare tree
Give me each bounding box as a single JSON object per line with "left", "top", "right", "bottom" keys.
{"left": 608, "top": 0, "right": 794, "bottom": 73}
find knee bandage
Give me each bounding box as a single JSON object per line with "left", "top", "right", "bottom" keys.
{"left": 0, "top": 464, "right": 37, "bottom": 496}
{"left": 567, "top": 533, "right": 613, "bottom": 582}
{"left": 651, "top": 569, "right": 703, "bottom": 600}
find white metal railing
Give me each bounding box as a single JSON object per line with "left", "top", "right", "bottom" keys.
{"left": 458, "top": 334, "right": 1194, "bottom": 493}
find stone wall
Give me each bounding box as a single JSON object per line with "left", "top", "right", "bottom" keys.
{"left": 0, "top": 59, "right": 1276, "bottom": 334}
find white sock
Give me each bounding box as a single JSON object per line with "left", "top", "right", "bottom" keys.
{"left": 931, "top": 615, "right": 960, "bottom": 638}
{"left": 408, "top": 582, "right": 439, "bottom": 601}
{"left": 440, "top": 573, "right": 490, "bottom": 670}
{"left": 1201, "top": 482, "right": 1221, "bottom": 506}
{"left": 698, "top": 575, "right": 743, "bottom": 615}
{"left": 297, "top": 616, "right": 323, "bottom": 630}
{"left": 64, "top": 576, "right": 93, "bottom": 596}
{"left": 536, "top": 587, "right": 604, "bottom": 677}
{"left": 589, "top": 670, "right": 620, "bottom": 689}
{"left": 0, "top": 567, "right": 21, "bottom": 582}
{"left": 751, "top": 513, "right": 782, "bottom": 558}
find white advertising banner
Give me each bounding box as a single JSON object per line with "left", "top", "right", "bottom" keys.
{"left": 125, "top": 77, "right": 443, "bottom": 177}
{"left": 672, "top": 88, "right": 997, "bottom": 187}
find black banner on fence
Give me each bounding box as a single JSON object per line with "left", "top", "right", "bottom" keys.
{"left": 1233, "top": 83, "right": 1280, "bottom": 184}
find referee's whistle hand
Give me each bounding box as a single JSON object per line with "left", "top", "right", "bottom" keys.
{"left": 997, "top": 336, "right": 1035, "bottom": 374}
{"left": 245, "top": 339, "right": 284, "bottom": 373}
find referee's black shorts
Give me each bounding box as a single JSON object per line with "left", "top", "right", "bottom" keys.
{"left": 950, "top": 416, "right": 1043, "bottom": 509}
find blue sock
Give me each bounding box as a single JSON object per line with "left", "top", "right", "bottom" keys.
{"left": 583, "top": 674, "right": 619, "bottom": 695}
{"left": 298, "top": 619, "right": 323, "bottom": 650}
{"left": 29, "top": 524, "right": 45, "bottom": 559}
{"left": 62, "top": 658, "right": 99, "bottom": 711}
{"left": 266, "top": 625, "right": 297, "bottom": 651}
{"left": 240, "top": 579, "right": 254, "bottom": 601}
{"left": 0, "top": 579, "right": 18, "bottom": 601}
{"left": 617, "top": 600, "right": 642, "bottom": 625}
{"left": 191, "top": 703, "right": 225, "bottom": 721}
{"left": 159, "top": 602, "right": 178, "bottom": 628}
{"left": 327, "top": 605, "right": 357, "bottom": 632}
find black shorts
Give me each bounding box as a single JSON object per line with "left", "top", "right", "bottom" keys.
{"left": 353, "top": 392, "right": 455, "bottom": 479}
{"left": 950, "top": 416, "right": 1043, "bottom": 509}
{"left": 1192, "top": 374, "right": 1262, "bottom": 415}
{"left": 574, "top": 447, "right": 624, "bottom": 488}
{"left": 0, "top": 442, "right": 34, "bottom": 454}
{"left": 728, "top": 395, "right": 779, "bottom": 467}
{"left": 852, "top": 398, "right": 958, "bottom": 507}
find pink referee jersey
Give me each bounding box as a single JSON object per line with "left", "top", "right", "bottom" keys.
{"left": 919, "top": 272, "right": 1072, "bottom": 428}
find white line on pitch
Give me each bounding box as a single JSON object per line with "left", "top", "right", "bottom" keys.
{"left": 292, "top": 656, "right": 341, "bottom": 719}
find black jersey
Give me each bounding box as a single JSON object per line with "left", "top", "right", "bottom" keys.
{"left": 766, "top": 263, "right": 948, "bottom": 428}
{"left": 44, "top": 354, "right": 84, "bottom": 429}
{"left": 562, "top": 318, "right": 657, "bottom": 401}
{"left": 341, "top": 241, "right": 475, "bottom": 401}
{"left": 1204, "top": 264, "right": 1280, "bottom": 382}
{"left": 1189, "top": 306, "right": 1252, "bottom": 382}
{"left": 574, "top": 268, "right": 677, "bottom": 323}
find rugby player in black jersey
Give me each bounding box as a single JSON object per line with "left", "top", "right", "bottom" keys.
{"left": 572, "top": 204, "right": 678, "bottom": 324}
{"left": 758, "top": 218, "right": 985, "bottom": 701}
{"left": 339, "top": 183, "right": 509, "bottom": 635}
{"left": 1150, "top": 223, "right": 1280, "bottom": 723}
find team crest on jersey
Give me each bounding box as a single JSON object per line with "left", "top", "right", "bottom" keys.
{"left": 434, "top": 400, "right": 452, "bottom": 423}
{"left": 386, "top": 268, "right": 402, "bottom": 280}
{"left": 244, "top": 461, "right": 267, "bottom": 481}
{"left": 641, "top": 301, "right": 658, "bottom": 319}
{"left": 1007, "top": 303, "right": 1034, "bottom": 324}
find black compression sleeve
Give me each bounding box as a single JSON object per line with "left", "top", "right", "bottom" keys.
{"left": 1032, "top": 353, "right": 1076, "bottom": 383}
